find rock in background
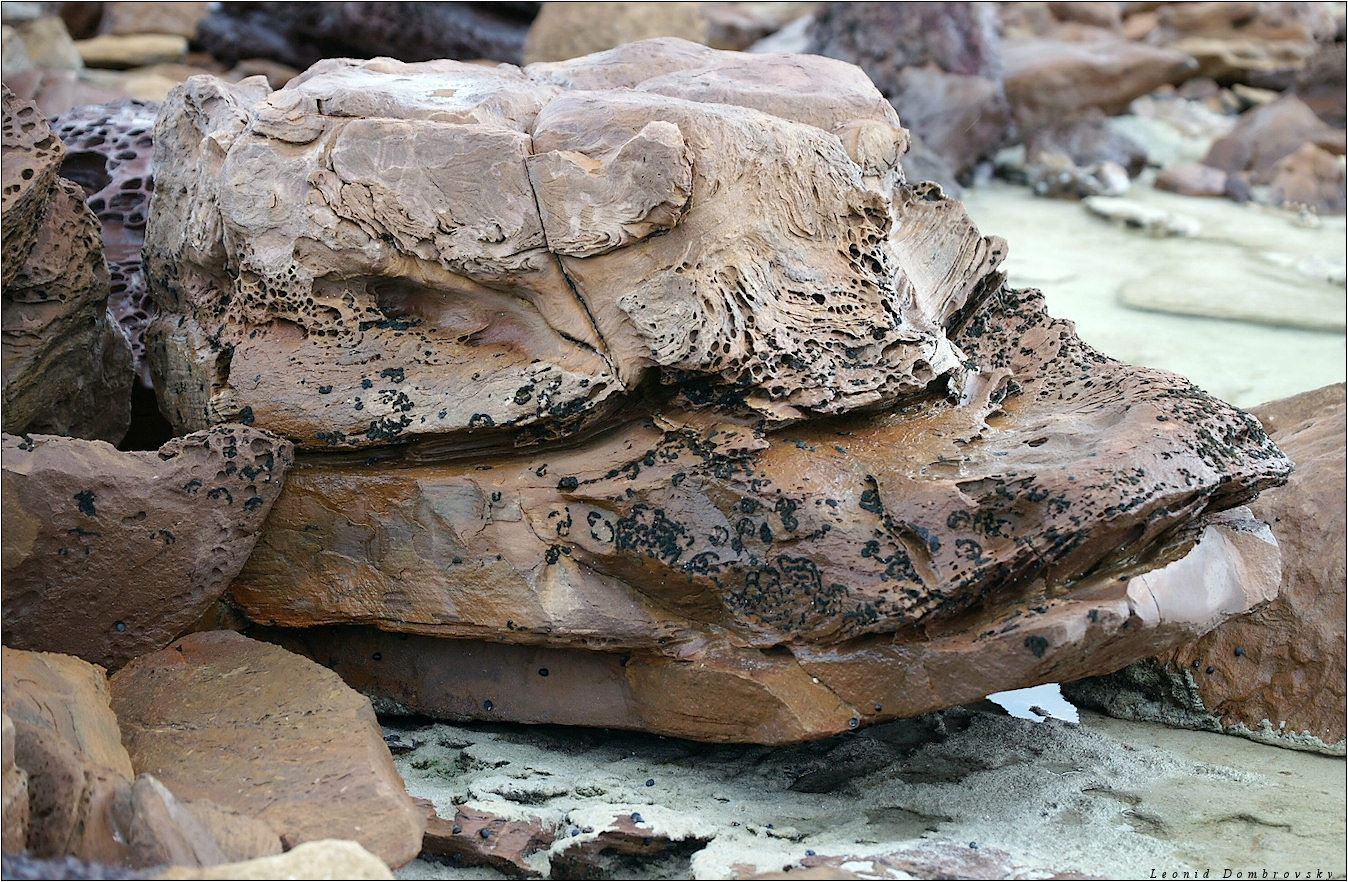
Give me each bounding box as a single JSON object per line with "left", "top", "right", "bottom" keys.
{"left": 2, "top": 86, "right": 134, "bottom": 443}
{"left": 1, "top": 425, "right": 292, "bottom": 670}
{"left": 1066, "top": 383, "right": 1347, "bottom": 755}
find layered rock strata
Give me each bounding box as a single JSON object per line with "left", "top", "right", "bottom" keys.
{"left": 144, "top": 39, "right": 1291, "bottom": 742}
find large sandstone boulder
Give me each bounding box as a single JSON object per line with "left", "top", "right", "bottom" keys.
{"left": 109, "top": 631, "right": 427, "bottom": 868}
{"left": 1150, "top": 1, "right": 1337, "bottom": 85}
{"left": 1, "top": 425, "right": 292, "bottom": 670}
{"left": 1, "top": 86, "right": 135, "bottom": 443}
{"left": 1067, "top": 384, "right": 1346, "bottom": 755}
{"left": 146, "top": 39, "right": 1291, "bottom": 743}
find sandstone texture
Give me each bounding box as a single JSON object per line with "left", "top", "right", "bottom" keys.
{"left": 195, "top": 1, "right": 539, "bottom": 69}
{"left": 2, "top": 86, "right": 135, "bottom": 443}
{"left": 1, "top": 425, "right": 292, "bottom": 669}
{"left": 1067, "top": 384, "right": 1347, "bottom": 754}
{"left": 1150, "top": 1, "right": 1337, "bottom": 85}
{"left": 1, "top": 647, "right": 134, "bottom": 863}
{"left": 52, "top": 100, "right": 159, "bottom": 387}
{"left": 2, "top": 714, "right": 29, "bottom": 852}
{"left": 147, "top": 39, "right": 1291, "bottom": 743}
{"left": 805, "top": 2, "right": 1012, "bottom": 184}
{"left": 108, "top": 631, "right": 427, "bottom": 867}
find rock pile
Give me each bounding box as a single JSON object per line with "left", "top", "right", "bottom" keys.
{"left": 143, "top": 38, "right": 1290, "bottom": 743}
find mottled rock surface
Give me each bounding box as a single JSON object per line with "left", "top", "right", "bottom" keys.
{"left": 805, "top": 2, "right": 1012, "bottom": 183}
{"left": 53, "top": 100, "right": 158, "bottom": 386}
{"left": 148, "top": 39, "right": 1290, "bottom": 742}
{"left": 113, "top": 773, "right": 283, "bottom": 869}
{"left": 2, "top": 86, "right": 134, "bottom": 442}
{"left": 1, "top": 647, "right": 134, "bottom": 863}
{"left": 1, "top": 714, "right": 28, "bottom": 852}
{"left": 195, "top": 1, "right": 539, "bottom": 69}
{"left": 1067, "top": 384, "right": 1346, "bottom": 754}
{"left": 108, "top": 631, "right": 427, "bottom": 868}
{"left": 1, "top": 425, "right": 292, "bottom": 669}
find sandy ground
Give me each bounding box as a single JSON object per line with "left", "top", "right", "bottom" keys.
{"left": 389, "top": 706, "right": 1346, "bottom": 880}
{"left": 389, "top": 181, "right": 1347, "bottom": 881}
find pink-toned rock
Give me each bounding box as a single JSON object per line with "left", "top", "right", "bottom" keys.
{"left": 740, "top": 838, "right": 1101, "bottom": 880}
{"left": 1, "top": 647, "right": 133, "bottom": 863}
{"left": 1068, "top": 384, "right": 1346, "bottom": 754}
{"left": 2, "top": 713, "right": 30, "bottom": 853}
{"left": 96, "top": 2, "right": 210, "bottom": 39}
{"left": 551, "top": 811, "right": 708, "bottom": 879}
{"left": 1, "top": 425, "right": 292, "bottom": 670}
{"left": 1002, "top": 34, "right": 1197, "bottom": 134}
{"left": 108, "top": 631, "right": 427, "bottom": 867}
{"left": 1267, "top": 142, "right": 1346, "bottom": 214}
{"left": 2, "top": 86, "right": 134, "bottom": 443}
{"left": 1203, "top": 94, "right": 1346, "bottom": 184}
{"left": 1155, "top": 161, "right": 1230, "bottom": 197}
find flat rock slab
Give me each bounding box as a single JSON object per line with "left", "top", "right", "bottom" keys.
{"left": 108, "top": 631, "right": 426, "bottom": 868}
{"left": 1, "top": 424, "right": 292, "bottom": 669}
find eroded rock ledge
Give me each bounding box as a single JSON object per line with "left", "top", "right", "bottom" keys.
{"left": 143, "top": 38, "right": 1291, "bottom": 742}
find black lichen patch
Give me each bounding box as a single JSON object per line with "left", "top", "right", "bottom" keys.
{"left": 74, "top": 490, "right": 97, "bottom": 517}
{"left": 1024, "top": 635, "right": 1049, "bottom": 658}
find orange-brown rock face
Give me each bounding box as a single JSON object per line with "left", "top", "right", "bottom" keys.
{"left": 146, "top": 38, "right": 1292, "bottom": 743}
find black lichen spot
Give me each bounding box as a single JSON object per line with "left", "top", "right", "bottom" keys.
{"left": 318, "top": 385, "right": 333, "bottom": 394}
{"left": 361, "top": 378, "right": 374, "bottom": 389}
{"left": 557, "top": 475, "right": 579, "bottom": 491}
{"left": 469, "top": 413, "right": 495, "bottom": 429}
{"left": 859, "top": 486, "right": 883, "bottom": 515}
{"left": 74, "top": 490, "right": 97, "bottom": 517}
{"left": 243, "top": 496, "right": 265, "bottom": 512}
{"left": 538, "top": 668, "right": 549, "bottom": 677}
{"left": 157, "top": 530, "right": 176, "bottom": 545}
{"left": 483, "top": 699, "right": 495, "bottom": 711}
{"left": 513, "top": 386, "right": 533, "bottom": 405}
{"left": 114, "top": 621, "right": 126, "bottom": 632}
{"left": 238, "top": 406, "right": 254, "bottom": 425}
{"left": 1023, "top": 635, "right": 1049, "bottom": 658}
{"left": 1234, "top": 646, "right": 1245, "bottom": 657}
{"left": 207, "top": 487, "right": 234, "bottom": 504}
{"left": 1205, "top": 665, "right": 1216, "bottom": 674}
{"left": 379, "top": 367, "right": 406, "bottom": 383}
{"left": 365, "top": 415, "right": 412, "bottom": 440}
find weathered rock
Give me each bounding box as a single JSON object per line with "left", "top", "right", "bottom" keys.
{"left": 146, "top": 41, "right": 961, "bottom": 446}
{"left": 2, "top": 713, "right": 30, "bottom": 853}
{"left": 1, "top": 425, "right": 292, "bottom": 669}
{"left": 1067, "top": 384, "right": 1347, "bottom": 755}
{"left": 157, "top": 840, "right": 394, "bottom": 881}
{"left": 701, "top": 2, "right": 819, "bottom": 52}
{"left": 1151, "top": 1, "right": 1336, "bottom": 85}
{"left": 150, "top": 40, "right": 1290, "bottom": 743}
{"left": 53, "top": 100, "right": 158, "bottom": 387}
{"left": 1082, "top": 195, "right": 1201, "bottom": 237}
{"left": 195, "top": 2, "right": 539, "bottom": 69}
{"left": 422, "top": 806, "right": 554, "bottom": 877}
{"left": 1002, "top": 34, "right": 1197, "bottom": 134}
{"left": 524, "top": 1, "right": 709, "bottom": 64}
{"left": 1203, "top": 94, "right": 1346, "bottom": 185}
{"left": 114, "top": 774, "right": 283, "bottom": 869}
{"left": 2, "top": 86, "right": 135, "bottom": 443}
{"left": 108, "top": 631, "right": 427, "bottom": 867}
{"left": 1027, "top": 154, "right": 1130, "bottom": 200}
{"left": 1291, "top": 39, "right": 1346, "bottom": 127}
{"left": 0, "top": 647, "right": 133, "bottom": 863}
{"left": 1266, "top": 142, "right": 1347, "bottom": 214}
{"left": 74, "top": 34, "right": 187, "bottom": 69}
{"left": 805, "top": 2, "right": 1012, "bottom": 182}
